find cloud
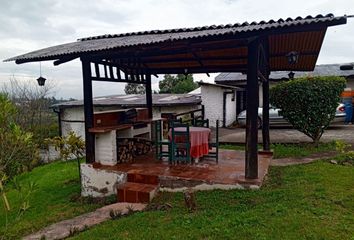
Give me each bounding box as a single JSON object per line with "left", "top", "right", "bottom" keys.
{"left": 1, "top": 0, "right": 353, "bottom": 99}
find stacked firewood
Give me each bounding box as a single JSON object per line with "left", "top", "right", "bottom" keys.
{"left": 117, "top": 138, "right": 134, "bottom": 163}
{"left": 117, "top": 138, "right": 152, "bottom": 163}
{"left": 134, "top": 138, "right": 152, "bottom": 155}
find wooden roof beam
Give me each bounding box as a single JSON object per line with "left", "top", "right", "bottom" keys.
{"left": 145, "top": 64, "right": 248, "bottom": 74}
{"left": 90, "top": 38, "right": 251, "bottom": 61}
{"left": 190, "top": 47, "right": 210, "bottom": 77}
{"left": 53, "top": 56, "right": 79, "bottom": 66}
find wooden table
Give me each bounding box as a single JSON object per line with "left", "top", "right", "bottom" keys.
{"left": 169, "top": 127, "right": 211, "bottom": 159}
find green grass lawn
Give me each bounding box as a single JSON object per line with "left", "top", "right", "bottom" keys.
{"left": 1, "top": 155, "right": 353, "bottom": 239}
{"left": 0, "top": 160, "right": 106, "bottom": 239}
{"left": 221, "top": 141, "right": 337, "bottom": 159}
{"left": 69, "top": 161, "right": 354, "bottom": 240}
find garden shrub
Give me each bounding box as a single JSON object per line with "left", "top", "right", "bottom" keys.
{"left": 45, "top": 131, "right": 85, "bottom": 183}
{"left": 270, "top": 76, "right": 346, "bottom": 144}
{"left": 0, "top": 94, "right": 39, "bottom": 179}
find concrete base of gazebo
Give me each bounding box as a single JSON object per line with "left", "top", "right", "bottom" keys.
{"left": 80, "top": 149, "right": 272, "bottom": 198}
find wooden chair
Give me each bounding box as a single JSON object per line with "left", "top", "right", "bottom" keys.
{"left": 206, "top": 120, "right": 219, "bottom": 162}
{"left": 154, "top": 120, "right": 171, "bottom": 161}
{"left": 168, "top": 118, "right": 182, "bottom": 130}
{"left": 170, "top": 122, "right": 191, "bottom": 164}
{"left": 192, "top": 118, "right": 209, "bottom": 128}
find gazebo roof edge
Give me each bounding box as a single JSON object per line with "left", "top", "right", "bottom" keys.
{"left": 77, "top": 14, "right": 337, "bottom": 41}
{"left": 3, "top": 14, "right": 347, "bottom": 64}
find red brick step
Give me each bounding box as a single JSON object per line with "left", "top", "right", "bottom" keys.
{"left": 117, "top": 182, "right": 158, "bottom": 203}
{"left": 127, "top": 173, "right": 159, "bottom": 185}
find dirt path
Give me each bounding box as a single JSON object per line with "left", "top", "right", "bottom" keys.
{"left": 270, "top": 151, "right": 337, "bottom": 166}
{"left": 23, "top": 202, "right": 146, "bottom": 240}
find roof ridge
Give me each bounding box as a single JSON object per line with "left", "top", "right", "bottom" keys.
{"left": 77, "top": 13, "right": 335, "bottom": 42}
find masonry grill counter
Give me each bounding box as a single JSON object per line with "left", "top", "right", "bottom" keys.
{"left": 88, "top": 108, "right": 157, "bottom": 165}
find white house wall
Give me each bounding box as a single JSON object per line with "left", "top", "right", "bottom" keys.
{"left": 201, "top": 85, "right": 223, "bottom": 126}
{"left": 60, "top": 105, "right": 199, "bottom": 139}
{"left": 225, "top": 93, "right": 236, "bottom": 126}
{"left": 61, "top": 107, "right": 85, "bottom": 139}
{"left": 201, "top": 85, "right": 237, "bottom": 127}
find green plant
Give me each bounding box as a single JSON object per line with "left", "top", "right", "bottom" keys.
{"left": 12, "top": 177, "right": 38, "bottom": 219}
{"left": 45, "top": 132, "right": 85, "bottom": 183}
{"left": 124, "top": 83, "right": 145, "bottom": 94}
{"left": 270, "top": 76, "right": 346, "bottom": 145}
{"left": 0, "top": 160, "right": 104, "bottom": 239}
{"left": 335, "top": 140, "right": 351, "bottom": 154}
{"left": 0, "top": 174, "right": 10, "bottom": 234}
{"left": 0, "top": 172, "right": 37, "bottom": 240}
{"left": 220, "top": 142, "right": 337, "bottom": 159}
{"left": 46, "top": 131, "right": 85, "bottom": 161}
{"left": 159, "top": 74, "right": 198, "bottom": 93}
{"left": 334, "top": 140, "right": 354, "bottom": 165}
{"left": 0, "top": 94, "right": 39, "bottom": 179}
{"left": 109, "top": 209, "right": 123, "bottom": 220}
{"left": 2, "top": 77, "right": 59, "bottom": 146}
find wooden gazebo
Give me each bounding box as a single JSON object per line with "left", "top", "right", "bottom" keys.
{"left": 5, "top": 14, "right": 347, "bottom": 179}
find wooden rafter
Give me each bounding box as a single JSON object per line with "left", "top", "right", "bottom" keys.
{"left": 90, "top": 59, "right": 147, "bottom": 84}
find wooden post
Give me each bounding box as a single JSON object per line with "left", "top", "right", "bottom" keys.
{"left": 261, "top": 37, "right": 270, "bottom": 151}
{"left": 245, "top": 38, "right": 259, "bottom": 179}
{"left": 146, "top": 74, "right": 153, "bottom": 119}
{"left": 222, "top": 92, "right": 227, "bottom": 127}
{"left": 262, "top": 77, "right": 270, "bottom": 151}
{"left": 81, "top": 57, "right": 95, "bottom": 163}
{"left": 201, "top": 105, "right": 205, "bottom": 119}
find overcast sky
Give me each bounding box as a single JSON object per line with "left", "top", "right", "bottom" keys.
{"left": 0, "top": 0, "right": 353, "bottom": 99}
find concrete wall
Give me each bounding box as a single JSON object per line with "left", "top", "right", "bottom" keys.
{"left": 201, "top": 85, "right": 236, "bottom": 127}
{"left": 81, "top": 163, "right": 127, "bottom": 197}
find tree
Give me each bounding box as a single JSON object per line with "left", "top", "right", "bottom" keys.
{"left": 0, "top": 94, "right": 39, "bottom": 179}
{"left": 270, "top": 76, "right": 346, "bottom": 145}
{"left": 159, "top": 74, "right": 198, "bottom": 93}
{"left": 1, "top": 77, "right": 58, "bottom": 146}
{"left": 124, "top": 83, "right": 145, "bottom": 94}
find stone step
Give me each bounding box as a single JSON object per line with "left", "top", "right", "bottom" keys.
{"left": 117, "top": 182, "right": 158, "bottom": 203}
{"left": 127, "top": 173, "right": 159, "bottom": 185}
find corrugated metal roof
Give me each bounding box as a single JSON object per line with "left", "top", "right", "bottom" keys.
{"left": 77, "top": 14, "right": 336, "bottom": 41}
{"left": 52, "top": 93, "right": 201, "bottom": 109}
{"left": 198, "top": 81, "right": 241, "bottom": 89}
{"left": 4, "top": 14, "right": 346, "bottom": 64}
{"left": 215, "top": 63, "right": 354, "bottom": 83}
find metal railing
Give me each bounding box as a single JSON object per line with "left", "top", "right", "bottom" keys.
{"left": 162, "top": 105, "right": 205, "bottom": 125}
